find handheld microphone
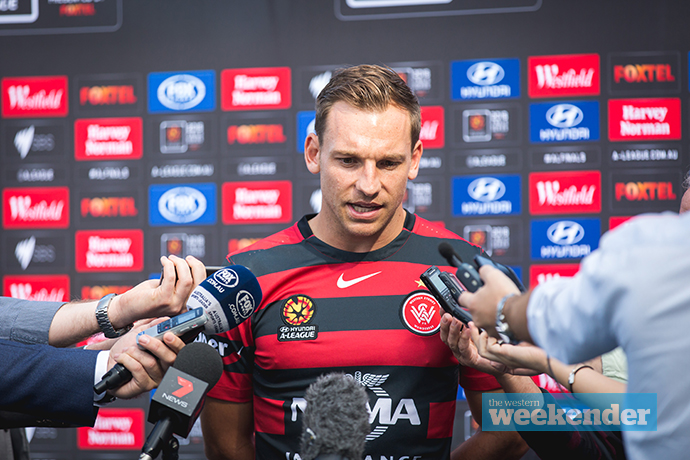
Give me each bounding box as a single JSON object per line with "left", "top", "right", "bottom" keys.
{"left": 438, "top": 242, "right": 526, "bottom": 292}
{"left": 139, "top": 342, "right": 223, "bottom": 460}
{"left": 300, "top": 373, "right": 371, "bottom": 460}
{"left": 94, "top": 265, "right": 262, "bottom": 394}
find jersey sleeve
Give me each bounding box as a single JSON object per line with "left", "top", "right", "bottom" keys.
{"left": 459, "top": 365, "right": 502, "bottom": 392}
{"left": 206, "top": 322, "right": 255, "bottom": 403}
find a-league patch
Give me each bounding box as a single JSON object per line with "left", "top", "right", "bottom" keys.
{"left": 278, "top": 294, "right": 318, "bottom": 342}
{"left": 399, "top": 290, "right": 442, "bottom": 336}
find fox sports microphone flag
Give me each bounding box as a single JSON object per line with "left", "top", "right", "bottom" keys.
{"left": 188, "top": 265, "right": 262, "bottom": 335}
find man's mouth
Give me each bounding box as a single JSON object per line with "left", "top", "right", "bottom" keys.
{"left": 349, "top": 202, "right": 383, "bottom": 214}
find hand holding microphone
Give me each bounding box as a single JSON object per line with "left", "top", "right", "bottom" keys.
{"left": 95, "top": 265, "right": 262, "bottom": 394}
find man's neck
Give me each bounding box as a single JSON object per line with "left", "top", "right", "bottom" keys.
{"left": 308, "top": 209, "right": 407, "bottom": 253}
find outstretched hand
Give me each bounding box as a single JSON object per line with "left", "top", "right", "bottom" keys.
{"left": 439, "top": 313, "right": 505, "bottom": 376}
{"left": 469, "top": 323, "right": 547, "bottom": 376}
{"left": 108, "top": 255, "right": 207, "bottom": 328}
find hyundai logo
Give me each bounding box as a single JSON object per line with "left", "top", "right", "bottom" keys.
{"left": 157, "top": 74, "right": 206, "bottom": 111}
{"left": 468, "top": 177, "right": 506, "bottom": 202}
{"left": 467, "top": 62, "right": 505, "bottom": 86}
{"left": 546, "top": 104, "right": 583, "bottom": 128}
{"left": 158, "top": 186, "right": 207, "bottom": 223}
{"left": 547, "top": 221, "right": 584, "bottom": 245}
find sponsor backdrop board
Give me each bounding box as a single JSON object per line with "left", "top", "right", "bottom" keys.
{"left": 0, "top": 1, "right": 688, "bottom": 458}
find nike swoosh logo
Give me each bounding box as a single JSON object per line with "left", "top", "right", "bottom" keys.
{"left": 337, "top": 271, "right": 382, "bottom": 289}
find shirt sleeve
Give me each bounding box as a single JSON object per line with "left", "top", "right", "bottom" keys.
{"left": 0, "top": 297, "right": 65, "bottom": 345}
{"left": 206, "top": 326, "right": 255, "bottom": 403}
{"left": 459, "top": 366, "right": 502, "bottom": 392}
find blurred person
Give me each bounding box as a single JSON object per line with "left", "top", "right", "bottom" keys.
{"left": 200, "top": 65, "right": 527, "bottom": 460}
{"left": 455, "top": 204, "right": 690, "bottom": 459}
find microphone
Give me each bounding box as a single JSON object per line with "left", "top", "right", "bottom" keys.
{"left": 300, "top": 373, "right": 371, "bottom": 460}
{"left": 140, "top": 342, "right": 223, "bottom": 460}
{"left": 438, "top": 242, "right": 463, "bottom": 268}
{"left": 94, "top": 265, "right": 262, "bottom": 394}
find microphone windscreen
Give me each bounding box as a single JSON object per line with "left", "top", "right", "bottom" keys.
{"left": 438, "top": 242, "right": 456, "bottom": 263}
{"left": 172, "top": 342, "right": 223, "bottom": 387}
{"left": 187, "top": 265, "right": 263, "bottom": 335}
{"left": 300, "top": 373, "right": 370, "bottom": 460}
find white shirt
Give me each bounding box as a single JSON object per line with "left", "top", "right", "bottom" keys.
{"left": 527, "top": 211, "right": 690, "bottom": 460}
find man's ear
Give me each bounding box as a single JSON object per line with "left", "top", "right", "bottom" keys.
{"left": 304, "top": 133, "right": 321, "bottom": 175}
{"left": 407, "top": 140, "right": 423, "bottom": 181}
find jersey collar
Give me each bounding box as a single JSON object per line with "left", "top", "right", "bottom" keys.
{"left": 297, "top": 211, "right": 416, "bottom": 262}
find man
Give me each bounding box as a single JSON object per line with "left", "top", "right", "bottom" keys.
{"left": 458, "top": 198, "right": 690, "bottom": 459}
{"left": 201, "top": 65, "right": 526, "bottom": 460}
{"left": 0, "top": 255, "right": 205, "bottom": 456}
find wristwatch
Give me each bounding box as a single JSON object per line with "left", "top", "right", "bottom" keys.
{"left": 95, "top": 294, "right": 131, "bottom": 338}
{"left": 495, "top": 293, "right": 518, "bottom": 345}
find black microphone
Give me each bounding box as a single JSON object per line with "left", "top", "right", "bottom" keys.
{"left": 140, "top": 342, "right": 223, "bottom": 460}
{"left": 95, "top": 265, "right": 262, "bottom": 394}
{"left": 438, "top": 242, "right": 463, "bottom": 268}
{"left": 300, "top": 373, "right": 371, "bottom": 460}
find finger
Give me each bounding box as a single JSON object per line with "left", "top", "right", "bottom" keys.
{"left": 439, "top": 313, "right": 452, "bottom": 344}
{"left": 477, "top": 264, "right": 500, "bottom": 282}
{"left": 170, "top": 254, "right": 193, "bottom": 293}
{"left": 159, "top": 256, "right": 176, "bottom": 291}
{"left": 162, "top": 332, "right": 186, "bottom": 354}
{"left": 457, "top": 290, "right": 474, "bottom": 308}
{"left": 185, "top": 255, "right": 207, "bottom": 285}
{"left": 113, "top": 351, "right": 155, "bottom": 397}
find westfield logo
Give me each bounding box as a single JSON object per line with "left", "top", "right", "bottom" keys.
{"left": 2, "top": 76, "right": 69, "bottom": 118}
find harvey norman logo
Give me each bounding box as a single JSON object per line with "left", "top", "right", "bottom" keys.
{"left": 482, "top": 393, "right": 656, "bottom": 432}
{"left": 75, "top": 229, "right": 144, "bottom": 272}
{"left": 529, "top": 171, "right": 601, "bottom": 215}
{"left": 608, "top": 98, "right": 681, "bottom": 141}
{"left": 222, "top": 180, "right": 293, "bottom": 224}
{"left": 528, "top": 53, "right": 600, "bottom": 98}
{"left": 451, "top": 58, "right": 520, "bottom": 100}
{"left": 221, "top": 67, "right": 291, "bottom": 111}
{"left": 2, "top": 76, "right": 68, "bottom": 118}
{"left": 74, "top": 117, "right": 143, "bottom": 160}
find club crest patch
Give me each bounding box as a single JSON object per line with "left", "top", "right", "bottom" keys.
{"left": 278, "top": 294, "right": 318, "bottom": 342}
{"left": 399, "top": 290, "right": 442, "bottom": 336}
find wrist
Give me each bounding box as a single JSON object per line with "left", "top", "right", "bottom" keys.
{"left": 95, "top": 294, "right": 132, "bottom": 338}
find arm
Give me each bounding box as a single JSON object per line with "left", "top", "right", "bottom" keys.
{"left": 451, "top": 389, "right": 528, "bottom": 460}
{"left": 201, "top": 398, "right": 254, "bottom": 460}
{"left": 48, "top": 255, "right": 206, "bottom": 347}
{"left": 439, "top": 314, "right": 529, "bottom": 460}
{"left": 470, "top": 324, "right": 626, "bottom": 394}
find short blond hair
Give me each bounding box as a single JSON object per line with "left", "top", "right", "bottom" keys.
{"left": 314, "top": 64, "right": 421, "bottom": 149}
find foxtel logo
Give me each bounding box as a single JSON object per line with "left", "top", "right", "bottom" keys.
{"left": 608, "top": 98, "right": 680, "bottom": 141}
{"left": 614, "top": 182, "right": 677, "bottom": 202}
{"left": 529, "top": 171, "right": 601, "bottom": 215}
{"left": 613, "top": 64, "right": 676, "bottom": 83}
{"left": 80, "top": 85, "right": 137, "bottom": 106}
{"left": 3, "top": 187, "right": 69, "bottom": 229}
{"left": 227, "top": 124, "right": 286, "bottom": 145}
{"left": 528, "top": 54, "right": 600, "bottom": 98}
{"left": 2, "top": 76, "right": 69, "bottom": 118}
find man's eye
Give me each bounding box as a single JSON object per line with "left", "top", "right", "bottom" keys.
{"left": 339, "top": 157, "right": 355, "bottom": 165}
{"left": 380, "top": 161, "right": 400, "bottom": 169}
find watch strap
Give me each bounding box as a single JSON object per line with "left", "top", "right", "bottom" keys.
{"left": 95, "top": 294, "right": 131, "bottom": 338}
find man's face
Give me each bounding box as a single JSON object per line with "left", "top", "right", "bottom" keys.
{"left": 680, "top": 187, "right": 690, "bottom": 214}
{"left": 305, "top": 101, "right": 422, "bottom": 251}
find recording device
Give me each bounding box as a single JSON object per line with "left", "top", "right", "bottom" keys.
{"left": 420, "top": 266, "right": 473, "bottom": 324}
{"left": 438, "top": 242, "right": 526, "bottom": 292}
{"left": 437, "top": 243, "right": 483, "bottom": 293}
{"left": 300, "top": 373, "right": 371, "bottom": 460}
{"left": 136, "top": 307, "right": 208, "bottom": 348}
{"left": 94, "top": 265, "right": 262, "bottom": 394}
{"left": 140, "top": 342, "right": 223, "bottom": 460}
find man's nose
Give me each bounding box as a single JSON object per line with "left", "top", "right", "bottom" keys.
{"left": 356, "top": 162, "right": 381, "bottom": 197}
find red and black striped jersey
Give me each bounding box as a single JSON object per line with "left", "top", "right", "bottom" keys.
{"left": 207, "top": 212, "right": 501, "bottom": 459}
